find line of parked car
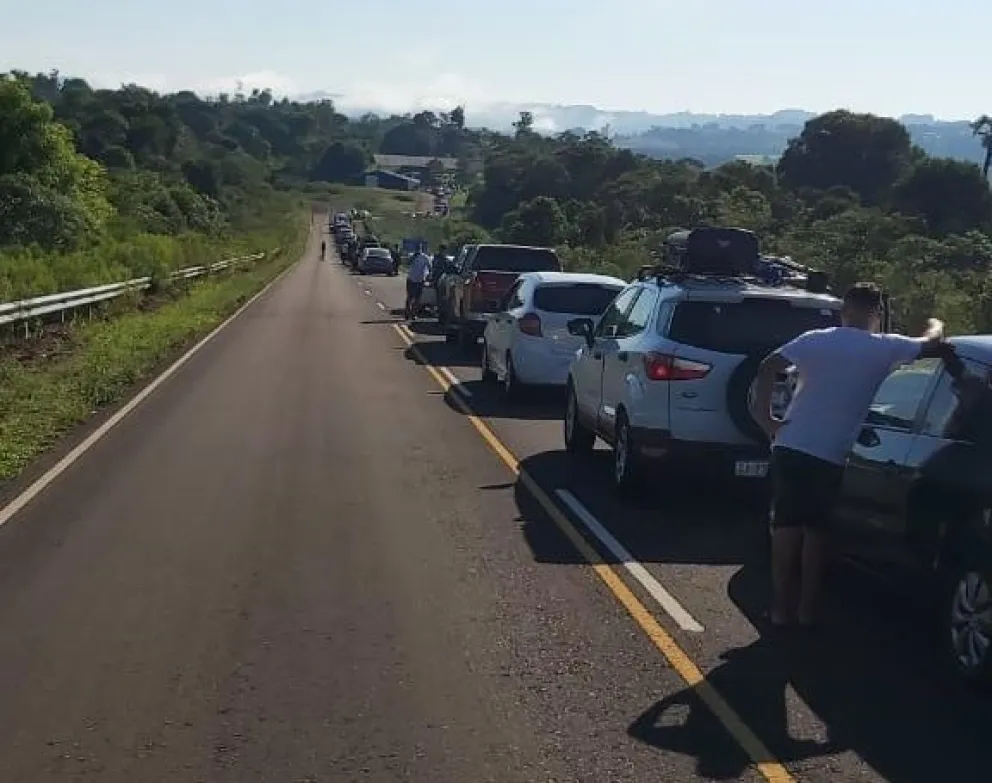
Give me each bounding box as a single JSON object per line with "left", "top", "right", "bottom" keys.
{"left": 422, "top": 228, "right": 992, "bottom": 692}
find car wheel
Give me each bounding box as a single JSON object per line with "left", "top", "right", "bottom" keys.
{"left": 564, "top": 383, "right": 595, "bottom": 455}
{"left": 457, "top": 322, "right": 476, "bottom": 351}
{"left": 612, "top": 411, "right": 642, "bottom": 496}
{"left": 946, "top": 560, "right": 992, "bottom": 688}
{"left": 481, "top": 342, "right": 497, "bottom": 384}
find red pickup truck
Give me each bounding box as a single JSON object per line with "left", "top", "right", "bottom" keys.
{"left": 441, "top": 244, "right": 563, "bottom": 348}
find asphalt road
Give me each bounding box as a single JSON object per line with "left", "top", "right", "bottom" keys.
{"left": 0, "top": 228, "right": 988, "bottom": 782}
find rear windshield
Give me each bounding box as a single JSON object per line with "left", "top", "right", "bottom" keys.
{"left": 667, "top": 298, "right": 840, "bottom": 354}
{"left": 474, "top": 246, "right": 561, "bottom": 273}
{"left": 533, "top": 283, "right": 623, "bottom": 315}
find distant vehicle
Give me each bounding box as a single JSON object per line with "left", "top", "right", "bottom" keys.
{"left": 357, "top": 247, "right": 397, "bottom": 275}
{"left": 442, "top": 244, "right": 563, "bottom": 349}
{"left": 481, "top": 272, "right": 627, "bottom": 396}
{"left": 564, "top": 227, "right": 842, "bottom": 493}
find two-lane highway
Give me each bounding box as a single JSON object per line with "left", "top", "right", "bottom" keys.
{"left": 0, "top": 232, "right": 759, "bottom": 782}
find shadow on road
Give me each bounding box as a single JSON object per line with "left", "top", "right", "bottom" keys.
{"left": 630, "top": 564, "right": 992, "bottom": 781}
{"left": 512, "top": 449, "right": 992, "bottom": 782}
{"left": 442, "top": 381, "right": 564, "bottom": 423}
{"left": 402, "top": 341, "right": 482, "bottom": 371}
{"left": 518, "top": 449, "right": 767, "bottom": 567}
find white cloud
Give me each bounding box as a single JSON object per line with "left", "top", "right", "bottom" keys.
{"left": 87, "top": 71, "right": 171, "bottom": 92}
{"left": 198, "top": 70, "right": 298, "bottom": 96}
{"left": 334, "top": 73, "right": 490, "bottom": 115}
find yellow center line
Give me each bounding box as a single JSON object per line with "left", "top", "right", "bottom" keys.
{"left": 391, "top": 323, "right": 795, "bottom": 783}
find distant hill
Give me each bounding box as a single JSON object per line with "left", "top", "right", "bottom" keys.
{"left": 294, "top": 92, "right": 985, "bottom": 169}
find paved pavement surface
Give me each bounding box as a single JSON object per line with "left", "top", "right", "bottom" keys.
{"left": 0, "top": 225, "right": 989, "bottom": 782}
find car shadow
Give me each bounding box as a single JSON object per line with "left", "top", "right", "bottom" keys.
{"left": 402, "top": 340, "right": 486, "bottom": 371}
{"left": 512, "top": 449, "right": 992, "bottom": 781}
{"left": 518, "top": 449, "right": 767, "bottom": 567}
{"left": 629, "top": 564, "right": 992, "bottom": 781}
{"left": 441, "top": 380, "right": 564, "bottom": 422}
{"left": 406, "top": 320, "right": 446, "bottom": 337}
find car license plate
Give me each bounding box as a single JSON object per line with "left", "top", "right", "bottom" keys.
{"left": 735, "top": 460, "right": 769, "bottom": 478}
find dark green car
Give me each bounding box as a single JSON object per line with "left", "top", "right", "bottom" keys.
{"left": 831, "top": 336, "right": 992, "bottom": 688}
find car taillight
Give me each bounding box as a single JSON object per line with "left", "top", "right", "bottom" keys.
{"left": 643, "top": 352, "right": 711, "bottom": 381}
{"left": 518, "top": 313, "right": 543, "bottom": 337}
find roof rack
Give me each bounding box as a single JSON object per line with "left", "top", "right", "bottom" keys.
{"left": 756, "top": 255, "right": 831, "bottom": 294}
{"left": 634, "top": 255, "right": 832, "bottom": 295}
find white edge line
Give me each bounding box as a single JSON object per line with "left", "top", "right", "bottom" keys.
{"left": 439, "top": 365, "right": 473, "bottom": 397}
{"left": 0, "top": 256, "right": 300, "bottom": 529}
{"left": 555, "top": 489, "right": 705, "bottom": 633}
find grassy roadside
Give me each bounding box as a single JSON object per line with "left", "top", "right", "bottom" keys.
{"left": 0, "top": 217, "right": 308, "bottom": 481}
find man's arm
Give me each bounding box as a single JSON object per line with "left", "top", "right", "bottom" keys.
{"left": 749, "top": 351, "right": 793, "bottom": 439}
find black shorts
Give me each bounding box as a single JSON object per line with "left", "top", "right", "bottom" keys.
{"left": 406, "top": 280, "right": 424, "bottom": 299}
{"left": 769, "top": 447, "right": 844, "bottom": 530}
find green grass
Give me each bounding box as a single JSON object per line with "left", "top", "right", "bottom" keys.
{"left": 0, "top": 217, "right": 308, "bottom": 481}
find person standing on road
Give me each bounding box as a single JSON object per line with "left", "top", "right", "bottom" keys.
{"left": 320, "top": 240, "right": 326, "bottom": 260}
{"left": 405, "top": 245, "right": 432, "bottom": 320}
{"left": 749, "top": 282, "right": 952, "bottom": 629}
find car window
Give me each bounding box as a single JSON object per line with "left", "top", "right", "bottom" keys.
{"left": 498, "top": 280, "right": 524, "bottom": 311}
{"left": 472, "top": 246, "right": 562, "bottom": 273}
{"left": 865, "top": 358, "right": 942, "bottom": 430}
{"left": 596, "top": 287, "right": 640, "bottom": 338}
{"left": 921, "top": 360, "right": 992, "bottom": 443}
{"left": 532, "top": 283, "right": 624, "bottom": 316}
{"left": 666, "top": 298, "right": 840, "bottom": 353}
{"left": 619, "top": 288, "right": 659, "bottom": 337}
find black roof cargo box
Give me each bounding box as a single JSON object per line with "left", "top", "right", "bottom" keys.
{"left": 665, "top": 227, "right": 760, "bottom": 277}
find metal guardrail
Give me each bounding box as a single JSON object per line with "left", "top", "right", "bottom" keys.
{"left": 0, "top": 252, "right": 270, "bottom": 328}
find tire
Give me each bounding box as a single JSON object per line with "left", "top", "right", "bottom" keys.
{"left": 945, "top": 555, "right": 992, "bottom": 689}
{"left": 612, "top": 411, "right": 643, "bottom": 496}
{"left": 564, "top": 383, "right": 595, "bottom": 454}
{"left": 481, "top": 342, "right": 497, "bottom": 384}
{"left": 457, "top": 320, "right": 476, "bottom": 351}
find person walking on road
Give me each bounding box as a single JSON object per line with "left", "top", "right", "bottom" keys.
{"left": 320, "top": 240, "right": 326, "bottom": 260}
{"left": 749, "top": 282, "right": 952, "bottom": 629}
{"left": 405, "top": 246, "right": 432, "bottom": 320}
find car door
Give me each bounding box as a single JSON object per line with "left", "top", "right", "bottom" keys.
{"left": 571, "top": 286, "right": 640, "bottom": 425}
{"left": 588, "top": 287, "right": 643, "bottom": 436}
{"left": 599, "top": 287, "right": 660, "bottom": 437}
{"left": 487, "top": 279, "right": 526, "bottom": 378}
{"left": 833, "top": 357, "right": 943, "bottom": 563}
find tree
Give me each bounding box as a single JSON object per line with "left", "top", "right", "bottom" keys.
{"left": 892, "top": 158, "right": 992, "bottom": 236}
{"left": 500, "top": 196, "right": 568, "bottom": 246}
{"left": 777, "top": 110, "right": 913, "bottom": 205}
{"left": 311, "top": 141, "right": 369, "bottom": 183}
{"left": 971, "top": 115, "right": 992, "bottom": 180}
{"left": 0, "top": 76, "right": 112, "bottom": 248}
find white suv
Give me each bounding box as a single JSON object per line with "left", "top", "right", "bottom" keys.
{"left": 564, "top": 229, "right": 843, "bottom": 494}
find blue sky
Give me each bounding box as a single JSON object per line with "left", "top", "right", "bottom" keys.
{"left": 1, "top": 0, "right": 984, "bottom": 121}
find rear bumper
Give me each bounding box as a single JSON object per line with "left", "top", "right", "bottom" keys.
{"left": 631, "top": 428, "right": 771, "bottom": 477}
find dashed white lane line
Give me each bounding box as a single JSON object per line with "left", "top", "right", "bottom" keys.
{"left": 364, "top": 289, "right": 372, "bottom": 296}
{"left": 439, "top": 365, "right": 473, "bottom": 397}
{"left": 555, "top": 489, "right": 705, "bottom": 633}
{"left": 376, "top": 302, "right": 386, "bottom": 310}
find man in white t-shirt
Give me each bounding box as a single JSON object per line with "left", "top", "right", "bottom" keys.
{"left": 749, "top": 282, "right": 952, "bottom": 629}
{"left": 405, "top": 247, "right": 432, "bottom": 320}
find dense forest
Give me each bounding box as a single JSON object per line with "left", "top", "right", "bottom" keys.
{"left": 464, "top": 110, "right": 992, "bottom": 335}
{"left": 3, "top": 69, "right": 992, "bottom": 337}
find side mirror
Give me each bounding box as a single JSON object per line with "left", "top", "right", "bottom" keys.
{"left": 567, "top": 317, "right": 595, "bottom": 348}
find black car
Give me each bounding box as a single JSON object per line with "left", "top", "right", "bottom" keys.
{"left": 831, "top": 336, "right": 992, "bottom": 687}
